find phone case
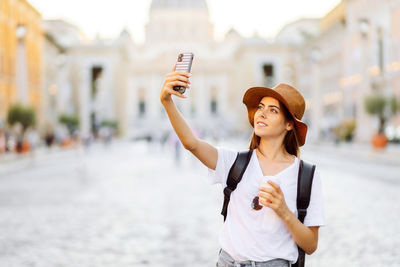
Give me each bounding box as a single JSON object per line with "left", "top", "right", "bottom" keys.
{"left": 173, "top": 52, "right": 194, "bottom": 94}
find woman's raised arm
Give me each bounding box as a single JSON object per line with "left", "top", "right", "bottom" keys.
{"left": 160, "top": 65, "right": 217, "bottom": 170}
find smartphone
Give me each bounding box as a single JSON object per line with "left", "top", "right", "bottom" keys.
{"left": 173, "top": 52, "right": 194, "bottom": 94}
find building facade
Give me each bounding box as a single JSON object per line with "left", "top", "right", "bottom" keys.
{"left": 128, "top": 0, "right": 302, "bottom": 139}
{"left": 0, "top": 0, "right": 43, "bottom": 128}
{"left": 292, "top": 0, "right": 400, "bottom": 143}
{"left": 39, "top": 0, "right": 400, "bottom": 143}
{"left": 42, "top": 0, "right": 303, "bottom": 140}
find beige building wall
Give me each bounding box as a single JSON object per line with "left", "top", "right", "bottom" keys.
{"left": 33, "top": 0, "right": 400, "bottom": 142}
{"left": 389, "top": 0, "right": 400, "bottom": 126}
{"left": 0, "top": 0, "right": 43, "bottom": 127}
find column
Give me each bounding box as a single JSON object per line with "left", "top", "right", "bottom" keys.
{"left": 15, "top": 25, "right": 29, "bottom": 104}
{"left": 310, "top": 48, "right": 322, "bottom": 144}
{"left": 79, "top": 67, "right": 90, "bottom": 138}
{"left": 355, "top": 19, "right": 373, "bottom": 142}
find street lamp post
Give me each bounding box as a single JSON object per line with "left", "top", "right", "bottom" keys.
{"left": 359, "top": 19, "right": 369, "bottom": 39}
{"left": 48, "top": 84, "right": 58, "bottom": 124}
{"left": 355, "top": 18, "right": 372, "bottom": 142}
{"left": 15, "top": 24, "right": 29, "bottom": 104}
{"left": 310, "top": 47, "right": 322, "bottom": 144}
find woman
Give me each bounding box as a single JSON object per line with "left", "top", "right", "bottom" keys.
{"left": 160, "top": 65, "right": 325, "bottom": 267}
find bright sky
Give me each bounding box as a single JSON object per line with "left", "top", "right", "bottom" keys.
{"left": 29, "top": 0, "right": 342, "bottom": 43}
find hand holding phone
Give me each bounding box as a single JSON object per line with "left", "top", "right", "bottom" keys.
{"left": 173, "top": 52, "right": 194, "bottom": 94}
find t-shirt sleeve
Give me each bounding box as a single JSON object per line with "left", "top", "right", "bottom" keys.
{"left": 303, "top": 168, "right": 325, "bottom": 227}
{"left": 207, "top": 147, "right": 238, "bottom": 186}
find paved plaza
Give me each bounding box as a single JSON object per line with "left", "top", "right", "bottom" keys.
{"left": 0, "top": 139, "right": 399, "bottom": 267}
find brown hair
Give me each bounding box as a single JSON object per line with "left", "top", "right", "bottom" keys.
{"left": 249, "top": 100, "right": 300, "bottom": 157}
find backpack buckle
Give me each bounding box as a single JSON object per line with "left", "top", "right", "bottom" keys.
{"left": 298, "top": 208, "right": 307, "bottom": 222}
{"left": 298, "top": 208, "right": 307, "bottom": 216}
{"left": 223, "top": 187, "right": 233, "bottom": 197}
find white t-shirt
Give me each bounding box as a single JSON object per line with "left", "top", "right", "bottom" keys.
{"left": 208, "top": 147, "right": 325, "bottom": 263}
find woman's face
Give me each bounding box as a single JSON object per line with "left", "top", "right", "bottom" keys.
{"left": 253, "top": 96, "right": 293, "bottom": 140}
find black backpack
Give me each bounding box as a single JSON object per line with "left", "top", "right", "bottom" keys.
{"left": 221, "top": 150, "right": 316, "bottom": 267}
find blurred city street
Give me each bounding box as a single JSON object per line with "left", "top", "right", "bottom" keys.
{"left": 1, "top": 0, "right": 400, "bottom": 266}
{"left": 0, "top": 139, "right": 399, "bottom": 267}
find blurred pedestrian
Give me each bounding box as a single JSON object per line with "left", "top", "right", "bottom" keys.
{"left": 0, "top": 129, "right": 5, "bottom": 154}
{"left": 160, "top": 64, "right": 325, "bottom": 267}
{"left": 160, "top": 131, "right": 170, "bottom": 150}
{"left": 44, "top": 131, "right": 55, "bottom": 148}
{"left": 27, "top": 130, "right": 40, "bottom": 151}
{"left": 83, "top": 133, "right": 93, "bottom": 152}
{"left": 168, "top": 131, "right": 182, "bottom": 166}
{"left": 5, "top": 130, "right": 14, "bottom": 152}
{"left": 16, "top": 136, "right": 23, "bottom": 153}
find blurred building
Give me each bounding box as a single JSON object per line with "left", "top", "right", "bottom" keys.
{"left": 129, "top": 0, "right": 303, "bottom": 139}
{"left": 66, "top": 30, "right": 132, "bottom": 139}
{"left": 39, "top": 0, "right": 400, "bottom": 143}
{"left": 391, "top": 1, "right": 400, "bottom": 95}
{"left": 0, "top": 0, "right": 43, "bottom": 129}
{"left": 42, "top": 20, "right": 132, "bottom": 139}
{"left": 42, "top": 0, "right": 303, "bottom": 139}
{"left": 293, "top": 3, "right": 347, "bottom": 143}
{"left": 340, "top": 0, "right": 400, "bottom": 142}
{"left": 41, "top": 20, "right": 84, "bottom": 138}
{"left": 291, "top": 0, "right": 400, "bottom": 143}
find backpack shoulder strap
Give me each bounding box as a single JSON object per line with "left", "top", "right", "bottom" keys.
{"left": 296, "top": 159, "right": 316, "bottom": 223}
{"left": 294, "top": 159, "right": 316, "bottom": 267}
{"left": 221, "top": 149, "right": 253, "bottom": 221}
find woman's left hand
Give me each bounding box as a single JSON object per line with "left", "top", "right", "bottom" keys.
{"left": 257, "top": 181, "right": 291, "bottom": 219}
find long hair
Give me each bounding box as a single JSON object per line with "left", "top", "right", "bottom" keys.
{"left": 249, "top": 100, "right": 300, "bottom": 157}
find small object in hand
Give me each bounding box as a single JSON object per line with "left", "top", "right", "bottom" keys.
{"left": 252, "top": 196, "right": 263, "bottom": 210}
{"left": 173, "top": 52, "right": 194, "bottom": 94}
{"left": 252, "top": 177, "right": 278, "bottom": 210}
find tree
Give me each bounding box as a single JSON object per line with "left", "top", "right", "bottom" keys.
{"left": 364, "top": 94, "right": 399, "bottom": 134}
{"left": 333, "top": 119, "right": 356, "bottom": 142}
{"left": 59, "top": 113, "right": 79, "bottom": 136}
{"left": 101, "top": 119, "right": 118, "bottom": 130}
{"left": 101, "top": 119, "right": 119, "bottom": 136}
{"left": 7, "top": 104, "right": 36, "bottom": 135}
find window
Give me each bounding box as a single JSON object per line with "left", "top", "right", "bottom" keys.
{"left": 377, "top": 28, "right": 384, "bottom": 75}
{"left": 138, "top": 88, "right": 146, "bottom": 117}
{"left": 91, "top": 112, "right": 99, "bottom": 137}
{"left": 211, "top": 99, "right": 217, "bottom": 114}
{"left": 262, "top": 64, "right": 275, "bottom": 87}
{"left": 139, "top": 101, "right": 146, "bottom": 117}
{"left": 91, "top": 66, "right": 103, "bottom": 98}
{"left": 210, "top": 87, "right": 218, "bottom": 115}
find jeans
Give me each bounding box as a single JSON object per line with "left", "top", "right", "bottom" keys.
{"left": 216, "top": 249, "right": 291, "bottom": 267}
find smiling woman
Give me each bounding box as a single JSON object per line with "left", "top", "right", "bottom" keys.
{"left": 160, "top": 61, "right": 325, "bottom": 267}
{"left": 250, "top": 96, "right": 299, "bottom": 157}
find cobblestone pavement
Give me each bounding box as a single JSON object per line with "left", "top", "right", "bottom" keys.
{"left": 0, "top": 140, "right": 399, "bottom": 267}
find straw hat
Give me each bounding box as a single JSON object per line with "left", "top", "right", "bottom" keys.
{"left": 242, "top": 83, "right": 308, "bottom": 146}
